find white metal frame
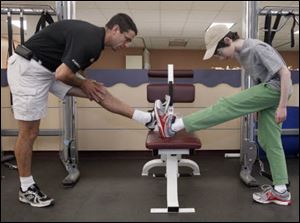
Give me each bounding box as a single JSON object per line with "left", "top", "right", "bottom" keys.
{"left": 142, "top": 64, "right": 200, "bottom": 213}
{"left": 142, "top": 149, "right": 200, "bottom": 213}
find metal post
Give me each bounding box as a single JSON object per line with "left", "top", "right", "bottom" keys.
{"left": 167, "top": 64, "right": 174, "bottom": 114}
{"left": 239, "top": 1, "right": 259, "bottom": 187}
{"left": 166, "top": 154, "right": 179, "bottom": 212}
{"left": 56, "top": 1, "right": 80, "bottom": 187}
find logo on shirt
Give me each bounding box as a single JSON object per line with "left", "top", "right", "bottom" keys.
{"left": 72, "top": 59, "right": 81, "bottom": 69}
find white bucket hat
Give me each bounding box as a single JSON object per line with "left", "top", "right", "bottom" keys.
{"left": 203, "top": 24, "right": 230, "bottom": 60}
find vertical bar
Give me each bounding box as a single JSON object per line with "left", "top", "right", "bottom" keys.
{"left": 241, "top": 1, "right": 258, "bottom": 146}
{"left": 56, "top": 1, "right": 77, "bottom": 153}
{"left": 238, "top": 1, "right": 259, "bottom": 187}
{"left": 168, "top": 64, "right": 174, "bottom": 108}
{"left": 7, "top": 10, "right": 13, "bottom": 56}
{"left": 20, "top": 10, "right": 25, "bottom": 45}
{"left": 168, "top": 64, "right": 174, "bottom": 83}
{"left": 56, "top": 1, "right": 80, "bottom": 187}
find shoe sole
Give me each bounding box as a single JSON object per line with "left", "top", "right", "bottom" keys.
{"left": 19, "top": 196, "right": 55, "bottom": 208}
{"left": 252, "top": 194, "right": 291, "bottom": 206}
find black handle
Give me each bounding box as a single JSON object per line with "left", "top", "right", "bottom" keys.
{"left": 168, "top": 81, "right": 173, "bottom": 106}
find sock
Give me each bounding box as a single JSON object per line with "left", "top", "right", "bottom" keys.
{"left": 274, "top": 184, "right": 287, "bottom": 193}
{"left": 171, "top": 118, "right": 185, "bottom": 132}
{"left": 132, "top": 110, "right": 151, "bottom": 125}
{"left": 20, "top": 176, "right": 35, "bottom": 192}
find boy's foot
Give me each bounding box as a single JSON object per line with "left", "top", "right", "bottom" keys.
{"left": 253, "top": 185, "right": 291, "bottom": 206}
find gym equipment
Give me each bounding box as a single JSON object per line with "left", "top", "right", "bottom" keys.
{"left": 257, "top": 106, "right": 299, "bottom": 158}
{"left": 281, "top": 106, "right": 299, "bottom": 156}
{"left": 261, "top": 6, "right": 299, "bottom": 48}
{"left": 236, "top": 2, "right": 299, "bottom": 187}
{"left": 56, "top": 1, "right": 80, "bottom": 187}
{"left": 142, "top": 65, "right": 201, "bottom": 213}
{"left": 238, "top": 1, "right": 260, "bottom": 187}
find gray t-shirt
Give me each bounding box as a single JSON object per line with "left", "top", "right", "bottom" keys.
{"left": 235, "top": 38, "right": 292, "bottom": 94}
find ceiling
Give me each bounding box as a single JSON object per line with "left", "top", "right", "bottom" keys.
{"left": 1, "top": 1, "right": 299, "bottom": 51}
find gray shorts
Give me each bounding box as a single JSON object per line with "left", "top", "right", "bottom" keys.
{"left": 7, "top": 54, "right": 72, "bottom": 121}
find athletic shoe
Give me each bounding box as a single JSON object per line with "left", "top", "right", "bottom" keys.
{"left": 252, "top": 185, "right": 292, "bottom": 206}
{"left": 19, "top": 184, "right": 54, "bottom": 207}
{"left": 146, "top": 95, "right": 171, "bottom": 131}
{"left": 154, "top": 99, "right": 176, "bottom": 138}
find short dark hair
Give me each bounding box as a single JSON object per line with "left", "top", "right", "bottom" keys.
{"left": 106, "top": 13, "right": 138, "bottom": 35}
{"left": 214, "top": 31, "right": 240, "bottom": 55}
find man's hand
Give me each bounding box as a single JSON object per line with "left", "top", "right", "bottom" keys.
{"left": 275, "top": 106, "right": 287, "bottom": 124}
{"left": 81, "top": 79, "right": 106, "bottom": 102}
{"left": 55, "top": 64, "right": 106, "bottom": 102}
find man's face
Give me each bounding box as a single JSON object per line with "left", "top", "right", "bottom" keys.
{"left": 110, "top": 25, "right": 136, "bottom": 51}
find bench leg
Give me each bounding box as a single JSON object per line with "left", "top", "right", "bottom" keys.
{"left": 150, "top": 154, "right": 195, "bottom": 214}
{"left": 141, "top": 159, "right": 165, "bottom": 176}
{"left": 166, "top": 154, "right": 179, "bottom": 211}
{"left": 179, "top": 159, "right": 200, "bottom": 176}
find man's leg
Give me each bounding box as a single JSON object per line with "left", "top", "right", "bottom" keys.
{"left": 16, "top": 120, "right": 55, "bottom": 207}
{"left": 67, "top": 87, "right": 154, "bottom": 127}
{"left": 68, "top": 86, "right": 134, "bottom": 118}
{"left": 7, "top": 53, "right": 56, "bottom": 207}
{"left": 15, "top": 120, "right": 40, "bottom": 178}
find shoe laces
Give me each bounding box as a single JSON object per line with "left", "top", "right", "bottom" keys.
{"left": 29, "top": 184, "right": 47, "bottom": 198}
{"left": 260, "top": 184, "right": 273, "bottom": 192}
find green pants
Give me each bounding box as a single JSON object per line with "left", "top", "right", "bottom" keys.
{"left": 183, "top": 83, "right": 289, "bottom": 185}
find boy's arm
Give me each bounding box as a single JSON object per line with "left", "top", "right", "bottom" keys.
{"left": 276, "top": 66, "right": 292, "bottom": 124}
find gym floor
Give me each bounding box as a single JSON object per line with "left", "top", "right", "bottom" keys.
{"left": 1, "top": 151, "right": 299, "bottom": 222}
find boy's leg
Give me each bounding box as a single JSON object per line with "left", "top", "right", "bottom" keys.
{"left": 254, "top": 110, "right": 291, "bottom": 206}
{"left": 183, "top": 83, "right": 280, "bottom": 132}
{"left": 257, "top": 107, "right": 289, "bottom": 185}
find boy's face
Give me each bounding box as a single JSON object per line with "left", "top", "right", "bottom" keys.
{"left": 214, "top": 37, "right": 235, "bottom": 60}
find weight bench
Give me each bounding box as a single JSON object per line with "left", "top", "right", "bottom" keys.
{"left": 142, "top": 65, "right": 202, "bottom": 213}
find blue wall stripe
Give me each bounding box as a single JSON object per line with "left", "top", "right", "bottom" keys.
{"left": 86, "top": 69, "right": 148, "bottom": 87}
{"left": 1, "top": 69, "right": 299, "bottom": 87}
{"left": 193, "top": 70, "right": 241, "bottom": 87}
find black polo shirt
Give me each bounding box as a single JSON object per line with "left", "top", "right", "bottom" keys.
{"left": 24, "top": 20, "right": 105, "bottom": 73}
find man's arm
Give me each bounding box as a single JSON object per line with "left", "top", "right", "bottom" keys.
{"left": 276, "top": 66, "right": 292, "bottom": 124}
{"left": 55, "top": 63, "right": 106, "bottom": 102}
{"left": 77, "top": 70, "right": 88, "bottom": 78}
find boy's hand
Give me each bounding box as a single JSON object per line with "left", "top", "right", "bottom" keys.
{"left": 275, "top": 106, "right": 287, "bottom": 124}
